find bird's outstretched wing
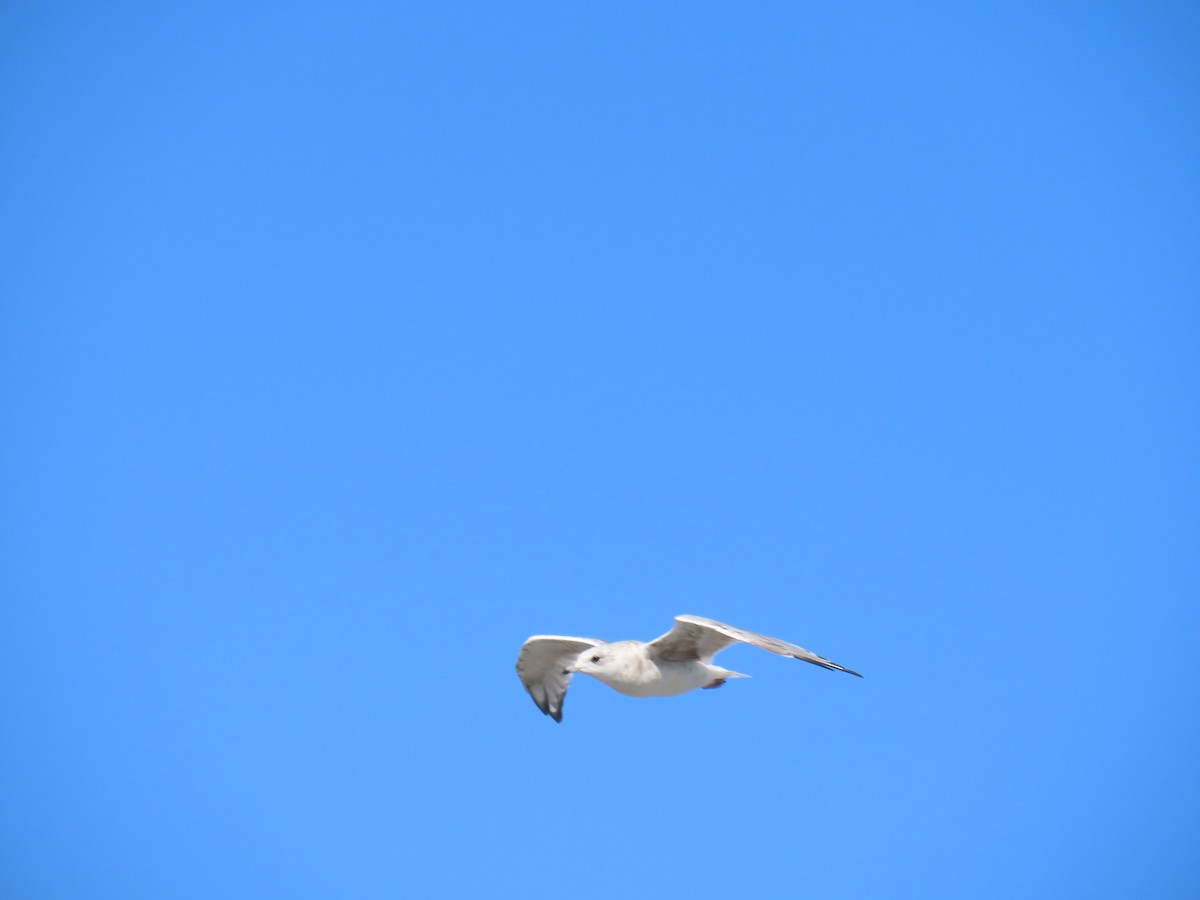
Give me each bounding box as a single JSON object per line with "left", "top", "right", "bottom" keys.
{"left": 515, "top": 635, "right": 605, "bottom": 722}
{"left": 646, "top": 615, "right": 863, "bottom": 677}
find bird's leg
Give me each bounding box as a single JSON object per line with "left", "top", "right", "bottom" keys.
{"left": 703, "top": 678, "right": 727, "bottom": 690}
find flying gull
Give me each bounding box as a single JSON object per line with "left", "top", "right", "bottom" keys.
{"left": 516, "top": 614, "right": 862, "bottom": 722}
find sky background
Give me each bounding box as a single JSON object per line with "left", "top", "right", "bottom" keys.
{"left": 2, "top": 3, "right": 1198, "bottom": 898}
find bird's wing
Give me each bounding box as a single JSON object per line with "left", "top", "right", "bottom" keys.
{"left": 645, "top": 615, "right": 863, "bottom": 677}
{"left": 515, "top": 635, "right": 605, "bottom": 722}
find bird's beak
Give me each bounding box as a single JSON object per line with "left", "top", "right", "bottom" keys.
{"left": 563, "top": 666, "right": 578, "bottom": 674}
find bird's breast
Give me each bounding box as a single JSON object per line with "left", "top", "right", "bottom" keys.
{"left": 602, "top": 660, "right": 712, "bottom": 698}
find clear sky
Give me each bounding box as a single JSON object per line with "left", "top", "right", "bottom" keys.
{"left": 2, "top": 3, "right": 1197, "bottom": 898}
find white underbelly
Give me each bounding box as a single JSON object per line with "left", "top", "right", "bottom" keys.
{"left": 608, "top": 661, "right": 713, "bottom": 698}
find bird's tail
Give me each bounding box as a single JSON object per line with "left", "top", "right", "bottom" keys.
{"left": 716, "top": 668, "right": 750, "bottom": 679}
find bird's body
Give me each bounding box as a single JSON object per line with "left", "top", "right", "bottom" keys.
{"left": 515, "top": 614, "right": 861, "bottom": 722}
{"left": 576, "top": 641, "right": 747, "bottom": 697}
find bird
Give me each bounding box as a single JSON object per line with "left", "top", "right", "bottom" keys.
{"left": 515, "top": 614, "right": 862, "bottom": 722}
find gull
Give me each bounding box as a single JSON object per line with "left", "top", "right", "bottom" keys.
{"left": 515, "top": 614, "right": 862, "bottom": 722}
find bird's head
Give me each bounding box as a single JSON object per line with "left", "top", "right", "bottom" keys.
{"left": 565, "top": 647, "right": 619, "bottom": 681}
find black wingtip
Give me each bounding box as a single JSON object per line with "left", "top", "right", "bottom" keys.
{"left": 798, "top": 656, "right": 864, "bottom": 678}
{"left": 533, "top": 696, "right": 564, "bottom": 723}
{"left": 830, "top": 661, "right": 864, "bottom": 678}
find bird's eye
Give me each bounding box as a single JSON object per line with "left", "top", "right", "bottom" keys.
{"left": 590, "top": 655, "right": 601, "bottom": 663}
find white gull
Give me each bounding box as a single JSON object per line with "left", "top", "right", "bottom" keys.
{"left": 516, "top": 614, "right": 862, "bottom": 722}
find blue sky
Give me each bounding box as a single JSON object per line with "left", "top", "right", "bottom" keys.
{"left": 2, "top": 3, "right": 1197, "bottom": 897}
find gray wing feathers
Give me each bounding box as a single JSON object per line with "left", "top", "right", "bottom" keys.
{"left": 647, "top": 615, "right": 863, "bottom": 677}
{"left": 515, "top": 636, "right": 604, "bottom": 722}
{"left": 645, "top": 616, "right": 739, "bottom": 661}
